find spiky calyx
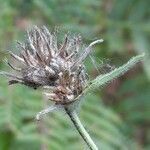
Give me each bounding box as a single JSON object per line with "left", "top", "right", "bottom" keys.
{"left": 2, "top": 26, "right": 103, "bottom": 105}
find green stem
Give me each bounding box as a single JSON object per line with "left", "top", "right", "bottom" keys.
{"left": 66, "top": 109, "right": 98, "bottom": 150}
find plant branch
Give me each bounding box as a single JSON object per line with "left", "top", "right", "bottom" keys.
{"left": 65, "top": 108, "right": 98, "bottom": 150}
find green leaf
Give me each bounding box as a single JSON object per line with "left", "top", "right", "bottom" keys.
{"left": 85, "top": 53, "right": 145, "bottom": 93}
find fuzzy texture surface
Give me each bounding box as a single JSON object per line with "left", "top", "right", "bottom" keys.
{"left": 1, "top": 26, "right": 102, "bottom": 105}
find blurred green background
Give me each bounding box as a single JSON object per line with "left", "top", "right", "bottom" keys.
{"left": 0, "top": 0, "right": 150, "bottom": 150}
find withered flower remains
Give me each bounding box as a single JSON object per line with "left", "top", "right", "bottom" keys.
{"left": 1, "top": 26, "right": 103, "bottom": 109}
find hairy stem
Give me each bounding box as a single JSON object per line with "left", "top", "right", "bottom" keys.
{"left": 65, "top": 108, "right": 98, "bottom": 150}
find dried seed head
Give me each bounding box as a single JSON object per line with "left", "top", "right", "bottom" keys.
{"left": 2, "top": 26, "right": 103, "bottom": 105}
